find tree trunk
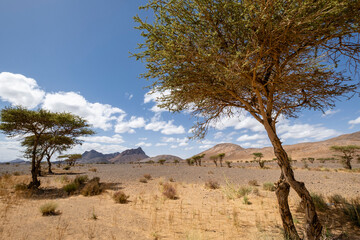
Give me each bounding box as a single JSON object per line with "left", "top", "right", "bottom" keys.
{"left": 344, "top": 158, "right": 352, "bottom": 170}
{"left": 47, "top": 156, "right": 53, "bottom": 174}
{"left": 276, "top": 171, "right": 300, "bottom": 240}
{"left": 264, "top": 123, "right": 322, "bottom": 240}
{"left": 29, "top": 149, "right": 40, "bottom": 189}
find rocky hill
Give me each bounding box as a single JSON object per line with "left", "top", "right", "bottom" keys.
{"left": 199, "top": 131, "right": 360, "bottom": 161}
{"left": 79, "top": 147, "right": 148, "bottom": 164}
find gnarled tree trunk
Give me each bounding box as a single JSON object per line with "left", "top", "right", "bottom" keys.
{"left": 47, "top": 155, "right": 53, "bottom": 174}
{"left": 264, "top": 121, "right": 322, "bottom": 240}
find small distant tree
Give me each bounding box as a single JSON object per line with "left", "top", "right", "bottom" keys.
{"left": 330, "top": 145, "right": 360, "bottom": 170}
{"left": 158, "top": 159, "right": 166, "bottom": 165}
{"left": 253, "top": 152, "right": 265, "bottom": 168}
{"left": 60, "top": 154, "right": 82, "bottom": 166}
{"left": 210, "top": 155, "right": 218, "bottom": 167}
{"left": 192, "top": 154, "right": 205, "bottom": 166}
{"left": 0, "top": 107, "right": 94, "bottom": 188}
{"left": 218, "top": 153, "right": 225, "bottom": 167}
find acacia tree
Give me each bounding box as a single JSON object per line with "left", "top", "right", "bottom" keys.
{"left": 330, "top": 145, "right": 360, "bottom": 170}
{"left": 253, "top": 152, "right": 265, "bottom": 168}
{"left": 0, "top": 107, "right": 94, "bottom": 188}
{"left": 210, "top": 155, "right": 218, "bottom": 167}
{"left": 134, "top": 1, "right": 360, "bottom": 239}
{"left": 218, "top": 153, "right": 225, "bottom": 167}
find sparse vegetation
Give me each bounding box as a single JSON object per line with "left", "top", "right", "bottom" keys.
{"left": 81, "top": 177, "right": 102, "bottom": 196}
{"left": 205, "top": 179, "right": 220, "bottom": 189}
{"left": 263, "top": 182, "right": 275, "bottom": 192}
{"left": 253, "top": 153, "right": 266, "bottom": 168}
{"left": 89, "top": 168, "right": 97, "bottom": 172}
{"left": 331, "top": 145, "right": 360, "bottom": 170}
{"left": 342, "top": 199, "right": 360, "bottom": 227}
{"left": 158, "top": 159, "right": 166, "bottom": 165}
{"left": 113, "top": 191, "right": 129, "bottom": 204}
{"left": 162, "top": 183, "right": 177, "bottom": 199}
{"left": 225, "top": 161, "right": 232, "bottom": 168}
{"left": 328, "top": 194, "right": 347, "bottom": 207}
{"left": 248, "top": 180, "right": 258, "bottom": 186}
{"left": 40, "top": 202, "right": 59, "bottom": 216}
{"left": 63, "top": 182, "right": 79, "bottom": 194}
{"left": 139, "top": 178, "right": 148, "bottom": 183}
{"left": 311, "top": 193, "right": 328, "bottom": 212}
{"left": 144, "top": 174, "right": 152, "bottom": 180}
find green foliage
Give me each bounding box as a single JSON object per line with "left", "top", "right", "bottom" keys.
{"left": 331, "top": 145, "right": 360, "bottom": 170}
{"left": 342, "top": 199, "right": 360, "bottom": 227}
{"left": 63, "top": 182, "right": 78, "bottom": 194}
{"left": 73, "top": 175, "right": 88, "bottom": 186}
{"left": 40, "top": 202, "right": 58, "bottom": 216}
{"left": 158, "top": 159, "right": 166, "bottom": 165}
{"left": 225, "top": 161, "right": 232, "bottom": 168}
{"left": 328, "top": 194, "right": 347, "bottom": 207}
{"left": 263, "top": 182, "right": 275, "bottom": 192}
{"left": 14, "top": 183, "right": 28, "bottom": 191}
{"left": 113, "top": 191, "right": 129, "bottom": 204}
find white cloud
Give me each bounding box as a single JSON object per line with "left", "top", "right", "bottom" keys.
{"left": 199, "top": 144, "right": 213, "bottom": 149}
{"left": 0, "top": 72, "right": 45, "bottom": 108}
{"left": 115, "top": 116, "right": 146, "bottom": 134}
{"left": 42, "top": 91, "right": 124, "bottom": 131}
{"left": 278, "top": 121, "right": 339, "bottom": 141}
{"left": 322, "top": 109, "right": 340, "bottom": 117}
{"left": 349, "top": 116, "right": 360, "bottom": 125}
{"left": 161, "top": 137, "right": 188, "bottom": 147}
{"left": 237, "top": 134, "right": 267, "bottom": 142}
{"left": 0, "top": 140, "right": 24, "bottom": 161}
{"left": 144, "top": 90, "right": 171, "bottom": 113}
{"left": 155, "top": 143, "right": 168, "bottom": 147}
{"left": 209, "top": 113, "right": 264, "bottom": 132}
{"left": 145, "top": 116, "right": 185, "bottom": 135}
{"left": 70, "top": 142, "right": 127, "bottom": 154}
{"left": 80, "top": 134, "right": 124, "bottom": 144}
{"left": 136, "top": 142, "right": 152, "bottom": 147}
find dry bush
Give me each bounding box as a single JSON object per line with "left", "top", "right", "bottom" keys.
{"left": 342, "top": 199, "right": 360, "bottom": 226}
{"left": 14, "top": 183, "right": 28, "bottom": 191}
{"left": 328, "top": 194, "right": 347, "bottom": 207}
{"left": 205, "top": 179, "right": 220, "bottom": 189}
{"left": 162, "top": 183, "right": 177, "bottom": 199}
{"left": 63, "top": 166, "right": 70, "bottom": 170}
{"left": 88, "top": 168, "right": 97, "bottom": 172}
{"left": 248, "top": 180, "right": 258, "bottom": 186}
{"left": 237, "top": 186, "right": 252, "bottom": 197}
{"left": 63, "top": 182, "right": 78, "bottom": 194}
{"left": 139, "top": 178, "right": 148, "bottom": 183}
{"left": 263, "top": 182, "right": 275, "bottom": 191}
{"left": 40, "top": 202, "right": 59, "bottom": 216}
{"left": 113, "top": 191, "right": 129, "bottom": 204}
{"left": 169, "top": 177, "right": 175, "bottom": 182}
{"left": 81, "top": 177, "right": 102, "bottom": 196}
{"left": 143, "top": 174, "right": 152, "bottom": 180}
{"left": 74, "top": 175, "right": 88, "bottom": 186}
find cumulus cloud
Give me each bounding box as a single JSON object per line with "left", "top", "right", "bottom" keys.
{"left": 42, "top": 92, "right": 124, "bottom": 131}
{"left": 161, "top": 137, "right": 188, "bottom": 147}
{"left": 156, "top": 143, "right": 168, "bottom": 147}
{"left": 80, "top": 134, "right": 124, "bottom": 144}
{"left": 144, "top": 90, "right": 172, "bottom": 113}
{"left": 322, "top": 109, "right": 340, "bottom": 117}
{"left": 349, "top": 116, "right": 360, "bottom": 125}
{"left": 114, "top": 116, "right": 146, "bottom": 134}
{"left": 136, "top": 142, "right": 152, "bottom": 147}
{"left": 0, "top": 72, "right": 45, "bottom": 108}
{"left": 237, "top": 134, "right": 267, "bottom": 142}
{"left": 145, "top": 116, "right": 185, "bottom": 135}
{"left": 0, "top": 140, "right": 24, "bottom": 161}
{"left": 209, "top": 113, "right": 264, "bottom": 132}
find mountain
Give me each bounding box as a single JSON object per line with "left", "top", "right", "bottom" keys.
{"left": 78, "top": 147, "right": 148, "bottom": 164}
{"left": 4, "top": 158, "right": 29, "bottom": 164}
{"left": 139, "top": 155, "right": 183, "bottom": 163}
{"left": 109, "top": 147, "right": 149, "bottom": 163}
{"left": 199, "top": 131, "right": 360, "bottom": 161}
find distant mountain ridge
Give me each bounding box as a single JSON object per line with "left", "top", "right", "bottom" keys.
{"left": 78, "top": 147, "right": 149, "bottom": 164}
{"left": 199, "top": 131, "right": 360, "bottom": 161}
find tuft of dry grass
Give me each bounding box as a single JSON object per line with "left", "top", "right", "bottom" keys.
{"left": 162, "top": 183, "right": 177, "bottom": 200}
{"left": 144, "top": 174, "right": 152, "bottom": 180}
{"left": 88, "top": 168, "right": 97, "bottom": 172}
{"left": 263, "top": 182, "right": 275, "bottom": 191}
{"left": 40, "top": 202, "right": 60, "bottom": 216}
{"left": 205, "top": 179, "right": 220, "bottom": 189}
{"left": 81, "top": 177, "right": 102, "bottom": 196}
{"left": 248, "top": 180, "right": 258, "bottom": 186}
{"left": 113, "top": 191, "right": 129, "bottom": 204}
{"left": 139, "top": 178, "right": 148, "bottom": 183}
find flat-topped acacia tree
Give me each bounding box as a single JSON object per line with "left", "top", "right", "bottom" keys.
{"left": 134, "top": 1, "right": 360, "bottom": 239}
{"left": 0, "top": 107, "right": 94, "bottom": 188}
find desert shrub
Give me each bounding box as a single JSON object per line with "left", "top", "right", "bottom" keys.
{"left": 63, "top": 166, "right": 71, "bottom": 170}
{"left": 158, "top": 159, "right": 166, "bottom": 165}
{"left": 146, "top": 160, "right": 155, "bottom": 164}
{"left": 162, "top": 183, "right": 177, "bottom": 199}
{"left": 248, "top": 180, "right": 258, "bottom": 186}
{"left": 81, "top": 177, "right": 102, "bottom": 196}
{"left": 205, "top": 179, "right": 220, "bottom": 189}
{"left": 88, "top": 168, "right": 97, "bottom": 172}
{"left": 113, "top": 191, "right": 129, "bottom": 204}
{"left": 311, "top": 193, "right": 328, "bottom": 212}
{"left": 308, "top": 157, "right": 315, "bottom": 163}
{"left": 174, "top": 159, "right": 179, "bottom": 164}
{"left": 186, "top": 158, "right": 194, "bottom": 166}
{"left": 169, "top": 177, "right": 175, "bottom": 182}
{"left": 63, "top": 182, "right": 79, "bottom": 194}
{"left": 59, "top": 175, "right": 69, "bottom": 183}
{"left": 225, "top": 161, "right": 232, "bottom": 168}
{"left": 252, "top": 188, "right": 260, "bottom": 196}
{"left": 40, "top": 202, "right": 59, "bottom": 216}
{"left": 342, "top": 199, "right": 360, "bottom": 226}
{"left": 139, "top": 178, "right": 148, "bottom": 183}
{"left": 144, "top": 174, "right": 152, "bottom": 180}
{"left": 237, "top": 186, "right": 252, "bottom": 197}
{"left": 328, "top": 194, "right": 347, "bottom": 207}
{"left": 243, "top": 195, "right": 250, "bottom": 205}
{"left": 13, "top": 171, "right": 21, "bottom": 176}
{"left": 263, "top": 182, "right": 275, "bottom": 191}
{"left": 74, "top": 175, "right": 88, "bottom": 186}
{"left": 14, "top": 183, "right": 27, "bottom": 191}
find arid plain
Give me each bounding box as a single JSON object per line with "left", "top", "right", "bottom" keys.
{"left": 1, "top": 159, "right": 359, "bottom": 240}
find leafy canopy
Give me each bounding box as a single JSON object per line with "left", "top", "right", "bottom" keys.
{"left": 134, "top": 0, "right": 360, "bottom": 138}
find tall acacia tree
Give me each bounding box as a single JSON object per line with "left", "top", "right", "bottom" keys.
{"left": 134, "top": 1, "right": 360, "bottom": 239}
{"left": 0, "top": 107, "right": 94, "bottom": 188}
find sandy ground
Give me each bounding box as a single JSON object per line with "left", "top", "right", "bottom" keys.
{"left": 0, "top": 162, "right": 359, "bottom": 240}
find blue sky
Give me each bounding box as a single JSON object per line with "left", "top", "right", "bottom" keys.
{"left": 0, "top": 0, "right": 359, "bottom": 162}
